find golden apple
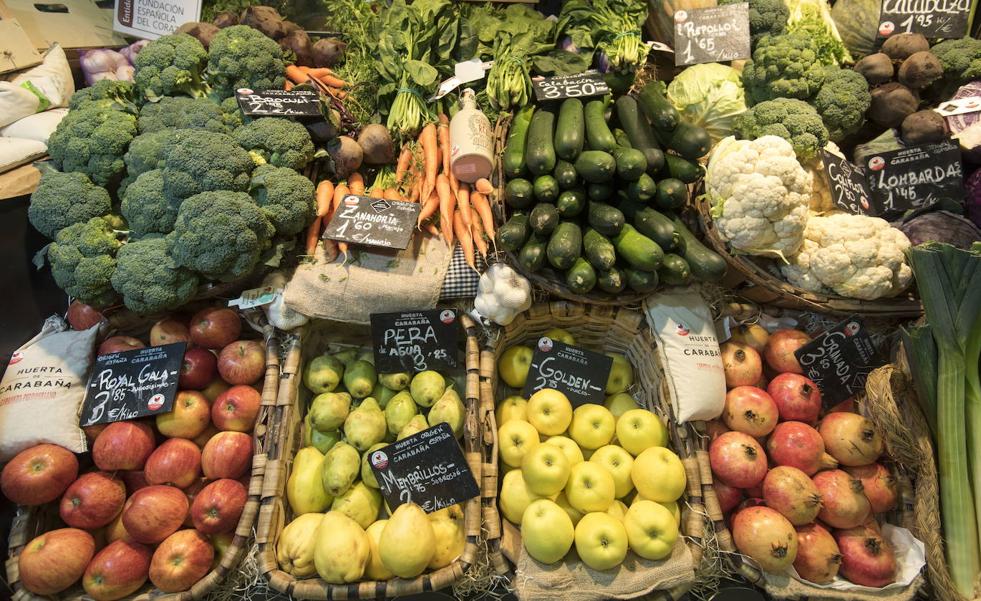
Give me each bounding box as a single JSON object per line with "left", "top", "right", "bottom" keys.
{"left": 615, "top": 409, "right": 668, "bottom": 456}
{"left": 526, "top": 389, "right": 573, "bottom": 436}
{"left": 589, "top": 445, "right": 634, "bottom": 498}
{"left": 631, "top": 447, "right": 686, "bottom": 503}
{"left": 574, "top": 512, "right": 628, "bottom": 570}
{"left": 543, "top": 436, "right": 584, "bottom": 466}
{"left": 568, "top": 405, "right": 615, "bottom": 450}
{"left": 521, "top": 499, "right": 575, "bottom": 564}
{"left": 495, "top": 396, "right": 528, "bottom": 426}
{"left": 565, "top": 462, "right": 615, "bottom": 513}
{"left": 498, "top": 420, "right": 540, "bottom": 468}
{"left": 521, "top": 444, "right": 571, "bottom": 496}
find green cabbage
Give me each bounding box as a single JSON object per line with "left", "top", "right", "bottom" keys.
{"left": 666, "top": 63, "right": 747, "bottom": 143}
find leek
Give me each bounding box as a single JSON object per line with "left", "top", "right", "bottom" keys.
{"left": 901, "top": 324, "right": 938, "bottom": 438}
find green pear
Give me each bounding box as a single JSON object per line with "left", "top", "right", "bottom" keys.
{"left": 321, "top": 442, "right": 361, "bottom": 497}
{"left": 397, "top": 414, "right": 429, "bottom": 440}
{"left": 343, "top": 398, "right": 387, "bottom": 451}
{"left": 384, "top": 391, "right": 418, "bottom": 435}
{"left": 375, "top": 385, "right": 398, "bottom": 408}
{"left": 605, "top": 353, "right": 634, "bottom": 394}
{"left": 305, "top": 414, "right": 342, "bottom": 454}
{"left": 427, "top": 387, "right": 466, "bottom": 438}
{"left": 331, "top": 481, "right": 382, "bottom": 529}
{"left": 344, "top": 360, "right": 377, "bottom": 399}
{"left": 357, "top": 350, "right": 375, "bottom": 364}
{"left": 379, "top": 372, "right": 410, "bottom": 391}
{"left": 309, "top": 392, "right": 352, "bottom": 431}
{"left": 379, "top": 503, "right": 436, "bottom": 578}
{"left": 303, "top": 355, "right": 345, "bottom": 394}
{"left": 333, "top": 349, "right": 359, "bottom": 366}
{"left": 361, "top": 442, "right": 387, "bottom": 488}
{"left": 410, "top": 370, "right": 446, "bottom": 408}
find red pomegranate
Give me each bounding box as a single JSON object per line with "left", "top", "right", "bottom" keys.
{"left": 826, "top": 399, "right": 855, "bottom": 414}
{"left": 819, "top": 412, "right": 884, "bottom": 467}
{"left": 723, "top": 386, "right": 779, "bottom": 438}
{"left": 835, "top": 523, "right": 897, "bottom": 587}
{"left": 768, "top": 373, "right": 822, "bottom": 424}
{"left": 710, "top": 431, "right": 769, "bottom": 489}
{"left": 794, "top": 523, "right": 842, "bottom": 584}
{"left": 762, "top": 466, "right": 822, "bottom": 525}
{"left": 721, "top": 342, "right": 763, "bottom": 389}
{"left": 767, "top": 421, "right": 838, "bottom": 475}
{"left": 705, "top": 419, "right": 730, "bottom": 441}
{"left": 713, "top": 480, "right": 744, "bottom": 514}
{"left": 813, "top": 469, "right": 871, "bottom": 529}
{"left": 763, "top": 329, "right": 810, "bottom": 374}
{"left": 732, "top": 506, "right": 798, "bottom": 572}
{"left": 845, "top": 463, "right": 898, "bottom": 513}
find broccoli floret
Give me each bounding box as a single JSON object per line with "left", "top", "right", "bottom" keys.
{"left": 207, "top": 26, "right": 286, "bottom": 100}
{"left": 137, "top": 96, "right": 229, "bottom": 134}
{"left": 811, "top": 67, "right": 871, "bottom": 143}
{"left": 68, "top": 79, "right": 139, "bottom": 113}
{"left": 29, "top": 170, "right": 112, "bottom": 239}
{"left": 735, "top": 97, "right": 829, "bottom": 160}
{"left": 134, "top": 33, "right": 210, "bottom": 101}
{"left": 931, "top": 37, "right": 981, "bottom": 90}
{"left": 112, "top": 235, "right": 199, "bottom": 314}
{"left": 47, "top": 105, "right": 137, "bottom": 187}
{"left": 161, "top": 130, "right": 253, "bottom": 203}
{"left": 720, "top": 0, "right": 787, "bottom": 48}
{"left": 168, "top": 191, "right": 274, "bottom": 281}
{"left": 47, "top": 217, "right": 122, "bottom": 307}
{"left": 220, "top": 96, "right": 245, "bottom": 129}
{"left": 741, "top": 33, "right": 833, "bottom": 105}
{"left": 120, "top": 129, "right": 181, "bottom": 192}
{"left": 121, "top": 170, "right": 179, "bottom": 238}
{"left": 234, "top": 117, "right": 315, "bottom": 170}
{"left": 249, "top": 165, "right": 315, "bottom": 237}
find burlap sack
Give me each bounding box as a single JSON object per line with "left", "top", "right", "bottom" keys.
{"left": 284, "top": 235, "right": 452, "bottom": 324}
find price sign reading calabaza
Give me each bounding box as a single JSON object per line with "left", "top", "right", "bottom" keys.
{"left": 371, "top": 310, "right": 460, "bottom": 373}
{"left": 876, "top": 0, "right": 970, "bottom": 39}
{"left": 522, "top": 338, "right": 613, "bottom": 407}
{"left": 794, "top": 317, "right": 885, "bottom": 405}
{"left": 323, "top": 195, "right": 421, "bottom": 250}
{"left": 864, "top": 139, "right": 964, "bottom": 219}
{"left": 674, "top": 3, "right": 751, "bottom": 66}
{"left": 532, "top": 71, "right": 611, "bottom": 102}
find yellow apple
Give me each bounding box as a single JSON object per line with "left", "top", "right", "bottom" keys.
{"left": 623, "top": 501, "right": 678, "bottom": 560}
{"left": 605, "top": 353, "right": 634, "bottom": 395}
{"left": 498, "top": 346, "right": 534, "bottom": 388}
{"left": 554, "top": 492, "right": 584, "bottom": 526}
{"left": 542, "top": 328, "right": 576, "bottom": 346}
{"left": 604, "top": 393, "right": 638, "bottom": 420}
{"left": 631, "top": 447, "right": 686, "bottom": 503}
{"left": 606, "top": 499, "right": 628, "bottom": 521}
{"left": 615, "top": 409, "right": 668, "bottom": 456}
{"left": 565, "top": 462, "right": 615, "bottom": 513}
{"left": 520, "top": 499, "right": 575, "bottom": 564}
{"left": 498, "top": 419, "right": 540, "bottom": 467}
{"left": 629, "top": 495, "right": 681, "bottom": 524}
{"left": 567, "top": 404, "right": 615, "bottom": 450}
{"left": 526, "top": 389, "right": 573, "bottom": 436}
{"left": 499, "top": 469, "right": 550, "bottom": 524}
{"left": 574, "top": 512, "right": 628, "bottom": 570}
{"left": 495, "top": 396, "right": 528, "bottom": 426}
{"left": 543, "top": 436, "right": 584, "bottom": 466}
{"left": 589, "top": 445, "right": 635, "bottom": 498}
{"left": 521, "top": 444, "right": 571, "bottom": 496}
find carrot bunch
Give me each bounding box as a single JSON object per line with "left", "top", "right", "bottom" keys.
{"left": 285, "top": 65, "right": 349, "bottom": 99}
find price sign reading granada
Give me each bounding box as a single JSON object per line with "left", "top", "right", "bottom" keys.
{"left": 371, "top": 310, "right": 460, "bottom": 373}
{"left": 864, "top": 139, "right": 963, "bottom": 219}
{"left": 532, "top": 71, "right": 611, "bottom": 102}
{"left": 876, "top": 0, "right": 970, "bottom": 39}
{"left": 821, "top": 149, "right": 873, "bottom": 215}
{"left": 674, "top": 3, "right": 751, "bottom": 66}
{"left": 235, "top": 89, "right": 322, "bottom": 117}
{"left": 794, "top": 317, "right": 885, "bottom": 405}
{"left": 323, "top": 195, "right": 421, "bottom": 250}
{"left": 522, "top": 338, "right": 613, "bottom": 407}
{"left": 80, "top": 343, "right": 186, "bottom": 426}
{"left": 368, "top": 423, "right": 479, "bottom": 513}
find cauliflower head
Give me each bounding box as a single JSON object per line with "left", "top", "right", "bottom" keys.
{"left": 706, "top": 135, "right": 812, "bottom": 259}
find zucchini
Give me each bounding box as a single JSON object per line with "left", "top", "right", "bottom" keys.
{"left": 556, "top": 189, "right": 587, "bottom": 217}
{"left": 565, "top": 258, "right": 597, "bottom": 295}
{"left": 503, "top": 105, "right": 534, "bottom": 178}
{"left": 583, "top": 227, "right": 617, "bottom": 271}
{"left": 584, "top": 99, "right": 616, "bottom": 152}
{"left": 614, "top": 96, "right": 665, "bottom": 175}
{"left": 612, "top": 128, "right": 632, "bottom": 148}
{"left": 611, "top": 146, "right": 647, "bottom": 181}
{"left": 636, "top": 81, "right": 679, "bottom": 132}
{"left": 518, "top": 236, "right": 547, "bottom": 272}
{"left": 546, "top": 222, "right": 582, "bottom": 271}
{"left": 587, "top": 183, "right": 615, "bottom": 202}
{"left": 668, "top": 122, "right": 712, "bottom": 160}
{"left": 631, "top": 206, "right": 680, "bottom": 251}
{"left": 574, "top": 150, "right": 617, "bottom": 183}
{"left": 659, "top": 253, "right": 692, "bottom": 286}
{"left": 672, "top": 216, "right": 727, "bottom": 282}
{"left": 613, "top": 223, "right": 664, "bottom": 271}
{"left": 626, "top": 173, "right": 658, "bottom": 203}
{"left": 587, "top": 202, "right": 626, "bottom": 237}
{"left": 505, "top": 178, "right": 535, "bottom": 209}
{"left": 553, "top": 160, "right": 579, "bottom": 190}
{"left": 497, "top": 213, "right": 530, "bottom": 252}
{"left": 625, "top": 268, "right": 660, "bottom": 293}
{"left": 525, "top": 108, "right": 556, "bottom": 176}
{"left": 655, "top": 178, "right": 689, "bottom": 211}
{"left": 662, "top": 154, "right": 703, "bottom": 183}
{"left": 529, "top": 203, "right": 560, "bottom": 236}
{"left": 533, "top": 175, "right": 560, "bottom": 203}
{"left": 597, "top": 266, "right": 626, "bottom": 294}
{"left": 554, "top": 98, "right": 585, "bottom": 161}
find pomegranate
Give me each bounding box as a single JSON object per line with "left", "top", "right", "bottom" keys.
{"left": 819, "top": 412, "right": 884, "bottom": 467}
{"left": 710, "top": 431, "right": 769, "bottom": 489}
{"left": 732, "top": 506, "right": 798, "bottom": 572}
{"left": 721, "top": 342, "right": 763, "bottom": 388}
{"left": 767, "top": 373, "right": 822, "bottom": 424}
{"left": 767, "top": 421, "right": 838, "bottom": 475}
{"left": 762, "top": 466, "right": 822, "bottom": 525}
{"left": 723, "top": 386, "right": 779, "bottom": 437}
{"left": 826, "top": 399, "right": 855, "bottom": 414}
{"left": 744, "top": 483, "right": 763, "bottom": 499}
{"left": 763, "top": 329, "right": 810, "bottom": 374}
{"left": 794, "top": 523, "right": 841, "bottom": 584}
{"left": 845, "top": 463, "right": 898, "bottom": 513}
{"left": 713, "top": 480, "right": 744, "bottom": 514}
{"left": 705, "top": 419, "right": 729, "bottom": 441}
{"left": 813, "top": 470, "right": 871, "bottom": 529}
{"left": 729, "top": 323, "right": 769, "bottom": 353}
{"left": 835, "top": 523, "right": 897, "bottom": 587}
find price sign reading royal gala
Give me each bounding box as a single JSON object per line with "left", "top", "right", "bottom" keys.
{"left": 235, "top": 89, "right": 323, "bottom": 117}
{"left": 368, "top": 423, "right": 479, "bottom": 513}
{"left": 821, "top": 149, "right": 873, "bottom": 215}
{"left": 532, "top": 71, "right": 611, "bottom": 102}
{"left": 674, "top": 3, "right": 751, "bottom": 66}
{"left": 522, "top": 338, "right": 613, "bottom": 407}
{"left": 80, "top": 343, "right": 187, "bottom": 426}
{"left": 864, "top": 139, "right": 964, "bottom": 219}
{"left": 876, "top": 0, "right": 970, "bottom": 39}
{"left": 794, "top": 317, "right": 885, "bottom": 405}
{"left": 371, "top": 310, "right": 459, "bottom": 373}
{"left": 323, "top": 195, "right": 421, "bottom": 250}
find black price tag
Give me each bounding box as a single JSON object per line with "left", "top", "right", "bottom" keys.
{"left": 323, "top": 195, "right": 421, "bottom": 250}
{"left": 80, "top": 343, "right": 186, "bottom": 426}
{"left": 368, "top": 423, "right": 479, "bottom": 513}
{"left": 821, "top": 149, "right": 874, "bottom": 215}
{"left": 532, "top": 71, "right": 611, "bottom": 102}
{"left": 674, "top": 3, "right": 751, "bottom": 66}
{"left": 864, "top": 139, "right": 964, "bottom": 219}
{"left": 371, "top": 310, "right": 460, "bottom": 373}
{"left": 235, "top": 89, "right": 323, "bottom": 117}
{"left": 876, "top": 0, "right": 970, "bottom": 39}
{"left": 522, "top": 338, "right": 613, "bottom": 407}
{"left": 794, "top": 317, "right": 885, "bottom": 405}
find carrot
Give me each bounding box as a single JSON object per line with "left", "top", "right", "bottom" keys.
{"left": 332, "top": 183, "right": 350, "bottom": 219}
{"left": 395, "top": 145, "right": 413, "bottom": 184}
{"left": 422, "top": 222, "right": 440, "bottom": 237}
{"left": 474, "top": 178, "right": 494, "bottom": 195}
{"left": 327, "top": 87, "right": 348, "bottom": 100}
{"left": 454, "top": 210, "right": 476, "bottom": 270}
{"left": 316, "top": 180, "right": 334, "bottom": 217}
{"left": 285, "top": 65, "right": 309, "bottom": 84}
{"left": 419, "top": 123, "right": 438, "bottom": 205}
{"left": 438, "top": 114, "right": 451, "bottom": 176}
{"left": 319, "top": 74, "right": 350, "bottom": 88}
{"left": 437, "top": 173, "right": 455, "bottom": 245}
{"left": 284, "top": 80, "right": 294, "bottom": 91}
{"left": 470, "top": 207, "right": 488, "bottom": 257}
{"left": 418, "top": 188, "right": 440, "bottom": 226}
{"left": 348, "top": 173, "right": 365, "bottom": 196}
{"left": 456, "top": 183, "right": 472, "bottom": 228}
{"left": 383, "top": 187, "right": 401, "bottom": 201}
{"left": 338, "top": 240, "right": 348, "bottom": 259}
{"left": 305, "top": 67, "right": 334, "bottom": 77}
{"left": 470, "top": 191, "right": 495, "bottom": 240}
{"left": 305, "top": 217, "right": 322, "bottom": 255}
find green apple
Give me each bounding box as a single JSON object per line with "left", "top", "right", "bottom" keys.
{"left": 495, "top": 396, "right": 528, "bottom": 426}
{"left": 589, "top": 445, "right": 635, "bottom": 499}
{"left": 604, "top": 393, "right": 638, "bottom": 420}
{"left": 623, "top": 500, "right": 678, "bottom": 560}
{"left": 520, "top": 499, "right": 575, "bottom": 564}
{"left": 544, "top": 436, "right": 584, "bottom": 466}
{"left": 574, "top": 512, "right": 628, "bottom": 570}
{"left": 542, "top": 328, "right": 576, "bottom": 346}
{"left": 499, "top": 469, "right": 550, "bottom": 524}
{"left": 521, "top": 444, "right": 571, "bottom": 496}
{"left": 527, "top": 389, "right": 573, "bottom": 436}
{"left": 568, "top": 405, "right": 615, "bottom": 450}
{"left": 605, "top": 353, "right": 634, "bottom": 395}
{"left": 631, "top": 447, "right": 686, "bottom": 503}
{"left": 304, "top": 354, "right": 345, "bottom": 393}
{"left": 615, "top": 409, "right": 668, "bottom": 456}
{"left": 565, "top": 462, "right": 615, "bottom": 513}
{"left": 554, "top": 492, "right": 584, "bottom": 526}
{"left": 498, "top": 420, "right": 540, "bottom": 468}
{"left": 606, "top": 499, "right": 628, "bottom": 521}
{"left": 498, "top": 346, "right": 534, "bottom": 388}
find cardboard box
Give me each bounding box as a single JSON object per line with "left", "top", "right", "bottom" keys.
{"left": 3, "top": 0, "right": 126, "bottom": 50}
{"left": 0, "top": 3, "right": 43, "bottom": 74}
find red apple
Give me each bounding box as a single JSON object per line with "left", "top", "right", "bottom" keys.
{"left": 182, "top": 479, "right": 208, "bottom": 527}
{"left": 60, "top": 472, "right": 126, "bottom": 530}
{"left": 83, "top": 540, "right": 152, "bottom": 601}
{"left": 150, "top": 317, "right": 191, "bottom": 347}
{"left": 201, "top": 378, "right": 230, "bottom": 403}
{"left": 191, "top": 479, "right": 247, "bottom": 534}
{"left": 120, "top": 471, "right": 150, "bottom": 495}
{"left": 156, "top": 391, "right": 211, "bottom": 439}
{"left": 92, "top": 421, "right": 156, "bottom": 471}
{"left": 211, "top": 385, "right": 261, "bottom": 432}
{"left": 1, "top": 443, "right": 79, "bottom": 505}
{"left": 144, "top": 438, "right": 201, "bottom": 489}
{"left": 106, "top": 512, "right": 131, "bottom": 544}
{"left": 189, "top": 308, "right": 241, "bottom": 350}
{"left": 210, "top": 532, "right": 234, "bottom": 570}
{"left": 193, "top": 424, "right": 220, "bottom": 449}
{"left": 179, "top": 347, "right": 218, "bottom": 390}
{"left": 217, "top": 340, "right": 265, "bottom": 385}
{"left": 149, "top": 529, "right": 214, "bottom": 592}
{"left": 19, "top": 528, "right": 95, "bottom": 595}
{"left": 121, "top": 485, "right": 189, "bottom": 545}
{"left": 98, "top": 336, "right": 146, "bottom": 356}
{"left": 68, "top": 300, "right": 106, "bottom": 330}
{"left": 83, "top": 423, "right": 107, "bottom": 447}
{"left": 201, "top": 431, "right": 253, "bottom": 480}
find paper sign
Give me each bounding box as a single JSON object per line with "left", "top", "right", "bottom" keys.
{"left": 235, "top": 89, "right": 322, "bottom": 117}
{"left": 822, "top": 149, "right": 873, "bottom": 215}
{"left": 522, "top": 338, "right": 613, "bottom": 407}
{"left": 532, "top": 71, "right": 611, "bottom": 102}
{"left": 80, "top": 343, "right": 186, "bottom": 426}
{"left": 228, "top": 286, "right": 278, "bottom": 309}
{"left": 794, "top": 317, "right": 885, "bottom": 405}
{"left": 876, "top": 0, "right": 970, "bottom": 39}
{"left": 674, "top": 3, "right": 751, "bottom": 66}
{"left": 864, "top": 139, "right": 964, "bottom": 219}
{"left": 935, "top": 96, "right": 981, "bottom": 118}
{"left": 323, "top": 195, "right": 421, "bottom": 250}
{"left": 370, "top": 310, "right": 460, "bottom": 373}
{"left": 113, "top": 0, "right": 201, "bottom": 39}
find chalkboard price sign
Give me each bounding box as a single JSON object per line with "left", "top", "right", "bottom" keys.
{"left": 368, "top": 423, "right": 479, "bottom": 513}
{"left": 794, "top": 317, "right": 885, "bottom": 405}
{"left": 522, "top": 338, "right": 613, "bottom": 407}
{"left": 876, "top": 0, "right": 970, "bottom": 39}
{"left": 235, "top": 89, "right": 323, "bottom": 117}
{"left": 674, "top": 3, "right": 751, "bottom": 66}
{"left": 80, "top": 343, "right": 186, "bottom": 427}
{"left": 821, "top": 149, "right": 873, "bottom": 215}
{"left": 323, "top": 195, "right": 421, "bottom": 250}
{"left": 532, "top": 71, "right": 611, "bottom": 102}
{"left": 371, "top": 309, "right": 460, "bottom": 373}
{"left": 864, "top": 139, "right": 964, "bottom": 219}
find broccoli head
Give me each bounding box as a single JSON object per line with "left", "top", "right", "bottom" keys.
{"left": 741, "top": 33, "right": 833, "bottom": 104}
{"left": 720, "top": 0, "right": 787, "bottom": 48}
{"left": 47, "top": 217, "right": 122, "bottom": 307}
{"left": 931, "top": 37, "right": 981, "bottom": 90}
{"left": 220, "top": 96, "right": 245, "bottom": 129}
{"left": 249, "top": 165, "right": 315, "bottom": 237}
{"left": 137, "top": 96, "right": 229, "bottom": 134}
{"left": 121, "top": 170, "right": 179, "bottom": 238}
{"left": 121, "top": 129, "right": 182, "bottom": 193}
{"left": 161, "top": 130, "right": 254, "bottom": 203}
{"left": 234, "top": 117, "right": 315, "bottom": 170}
{"left": 29, "top": 170, "right": 112, "bottom": 239}
{"left": 207, "top": 25, "right": 286, "bottom": 99}
{"left": 112, "top": 235, "right": 199, "bottom": 314}
{"left": 168, "top": 190, "right": 274, "bottom": 281}
{"left": 134, "top": 33, "right": 210, "bottom": 101}
{"left": 47, "top": 105, "right": 137, "bottom": 187}
{"left": 68, "top": 79, "right": 139, "bottom": 113}
{"left": 735, "top": 97, "right": 829, "bottom": 161}
{"left": 811, "top": 67, "right": 871, "bottom": 143}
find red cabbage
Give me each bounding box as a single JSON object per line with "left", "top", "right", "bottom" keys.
{"left": 900, "top": 209, "right": 981, "bottom": 248}
{"left": 967, "top": 168, "right": 981, "bottom": 229}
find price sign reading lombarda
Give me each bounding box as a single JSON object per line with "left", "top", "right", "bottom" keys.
{"left": 323, "top": 195, "right": 421, "bottom": 250}
{"left": 532, "top": 71, "right": 611, "bottom": 102}
{"left": 876, "top": 0, "right": 970, "bottom": 39}
{"left": 371, "top": 309, "right": 460, "bottom": 373}
{"left": 794, "top": 317, "right": 885, "bottom": 406}
{"left": 235, "top": 89, "right": 323, "bottom": 117}
{"left": 522, "top": 337, "right": 613, "bottom": 407}
{"left": 864, "top": 139, "right": 964, "bottom": 219}
{"left": 674, "top": 3, "right": 751, "bottom": 66}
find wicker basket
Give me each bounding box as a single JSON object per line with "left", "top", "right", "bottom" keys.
{"left": 255, "top": 314, "right": 490, "bottom": 599}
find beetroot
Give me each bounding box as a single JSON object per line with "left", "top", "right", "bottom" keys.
{"left": 723, "top": 386, "right": 779, "bottom": 438}
{"left": 794, "top": 523, "right": 842, "bottom": 584}
{"left": 762, "top": 466, "right": 822, "bottom": 525}
{"left": 732, "top": 506, "right": 798, "bottom": 572}
{"left": 768, "top": 373, "right": 822, "bottom": 424}
{"left": 767, "top": 421, "right": 838, "bottom": 475}
{"left": 835, "top": 522, "right": 897, "bottom": 587}
{"left": 814, "top": 469, "right": 871, "bottom": 529}
{"left": 819, "top": 412, "right": 884, "bottom": 467}
{"left": 710, "top": 431, "right": 769, "bottom": 489}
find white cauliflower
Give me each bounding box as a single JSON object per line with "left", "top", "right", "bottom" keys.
{"left": 804, "top": 141, "right": 842, "bottom": 213}
{"left": 706, "top": 136, "right": 813, "bottom": 259}
{"left": 780, "top": 212, "right": 914, "bottom": 300}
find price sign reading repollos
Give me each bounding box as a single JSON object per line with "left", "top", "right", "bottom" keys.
{"left": 794, "top": 317, "right": 885, "bottom": 405}
{"left": 876, "top": 0, "right": 970, "bottom": 39}
{"left": 674, "top": 3, "right": 751, "bottom": 66}
{"left": 371, "top": 310, "right": 460, "bottom": 373}
{"left": 821, "top": 149, "right": 873, "bottom": 215}
{"left": 864, "top": 139, "right": 964, "bottom": 219}
{"left": 522, "top": 338, "right": 613, "bottom": 407}
{"left": 323, "top": 195, "right": 421, "bottom": 250}
{"left": 532, "top": 71, "right": 611, "bottom": 102}
{"left": 235, "top": 89, "right": 322, "bottom": 117}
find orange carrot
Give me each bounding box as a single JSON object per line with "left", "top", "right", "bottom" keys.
{"left": 285, "top": 65, "right": 309, "bottom": 84}
{"left": 332, "top": 183, "right": 350, "bottom": 219}
{"left": 327, "top": 87, "right": 348, "bottom": 100}
{"left": 418, "top": 188, "right": 440, "bottom": 226}
{"left": 419, "top": 123, "right": 438, "bottom": 205}
{"left": 305, "top": 67, "right": 334, "bottom": 77}
{"left": 319, "top": 74, "right": 350, "bottom": 88}
{"left": 438, "top": 113, "right": 451, "bottom": 176}
{"left": 470, "top": 207, "right": 488, "bottom": 257}
{"left": 348, "top": 173, "right": 365, "bottom": 196}
{"left": 316, "top": 180, "right": 334, "bottom": 217}
{"left": 305, "top": 217, "right": 322, "bottom": 255}
{"left": 474, "top": 178, "right": 494, "bottom": 195}
{"left": 395, "top": 145, "right": 413, "bottom": 184}
{"left": 456, "top": 183, "right": 472, "bottom": 228}
{"left": 454, "top": 210, "right": 475, "bottom": 270}
{"left": 383, "top": 187, "right": 401, "bottom": 201}
{"left": 422, "top": 222, "right": 440, "bottom": 237}
{"left": 284, "top": 80, "right": 294, "bottom": 91}
{"left": 437, "top": 173, "right": 455, "bottom": 245}
{"left": 470, "top": 191, "right": 495, "bottom": 239}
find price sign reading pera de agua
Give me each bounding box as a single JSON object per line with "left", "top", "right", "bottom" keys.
{"left": 522, "top": 338, "right": 613, "bottom": 407}
{"left": 674, "top": 3, "right": 751, "bottom": 66}
{"left": 794, "top": 317, "right": 885, "bottom": 405}
{"left": 876, "top": 0, "right": 970, "bottom": 39}
{"left": 371, "top": 310, "right": 460, "bottom": 373}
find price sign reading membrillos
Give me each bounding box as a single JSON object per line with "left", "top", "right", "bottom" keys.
{"left": 674, "top": 3, "right": 751, "bottom": 66}
{"left": 323, "top": 195, "right": 421, "bottom": 250}
{"left": 532, "top": 71, "right": 611, "bottom": 102}
{"left": 876, "top": 0, "right": 970, "bottom": 39}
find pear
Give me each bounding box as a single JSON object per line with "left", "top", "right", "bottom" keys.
{"left": 344, "top": 360, "right": 377, "bottom": 399}
{"left": 372, "top": 383, "right": 399, "bottom": 408}
{"left": 304, "top": 414, "right": 343, "bottom": 454}
{"left": 379, "top": 371, "right": 411, "bottom": 391}
{"left": 427, "top": 387, "right": 466, "bottom": 438}
{"left": 384, "top": 391, "right": 418, "bottom": 435}
{"left": 303, "top": 355, "right": 345, "bottom": 394}
{"left": 397, "top": 414, "right": 429, "bottom": 440}
{"left": 331, "top": 481, "right": 382, "bottom": 529}
{"left": 344, "top": 398, "right": 387, "bottom": 451}
{"left": 409, "top": 370, "right": 446, "bottom": 407}
{"left": 361, "top": 443, "right": 388, "bottom": 488}
{"left": 313, "top": 511, "right": 369, "bottom": 583}
{"left": 428, "top": 510, "right": 466, "bottom": 569}
{"left": 364, "top": 520, "right": 394, "bottom": 580}
{"left": 357, "top": 350, "right": 375, "bottom": 364}
{"left": 379, "top": 503, "right": 436, "bottom": 578}
{"left": 321, "top": 442, "right": 361, "bottom": 497}
{"left": 309, "top": 392, "right": 352, "bottom": 431}
{"left": 333, "top": 349, "right": 359, "bottom": 366}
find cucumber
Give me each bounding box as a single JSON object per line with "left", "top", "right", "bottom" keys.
{"left": 626, "top": 173, "right": 658, "bottom": 203}
{"left": 525, "top": 108, "right": 556, "bottom": 176}
{"left": 518, "top": 236, "right": 547, "bottom": 272}
{"left": 587, "top": 183, "right": 615, "bottom": 202}
{"left": 613, "top": 223, "right": 664, "bottom": 271}
{"left": 587, "top": 202, "right": 626, "bottom": 237}
{"left": 662, "top": 154, "right": 703, "bottom": 183}
{"left": 584, "top": 99, "right": 616, "bottom": 152}
{"left": 529, "top": 203, "right": 560, "bottom": 236}
{"left": 672, "top": 216, "right": 728, "bottom": 282}
{"left": 556, "top": 189, "right": 586, "bottom": 217}
{"left": 597, "top": 266, "right": 626, "bottom": 294}
{"left": 611, "top": 146, "right": 647, "bottom": 181}
{"left": 625, "top": 268, "right": 660, "bottom": 293}
{"left": 613, "top": 128, "right": 632, "bottom": 148}
{"left": 636, "top": 81, "right": 679, "bottom": 132}
{"left": 505, "top": 178, "right": 534, "bottom": 209}
{"left": 497, "top": 213, "right": 530, "bottom": 252}
{"left": 655, "top": 178, "right": 689, "bottom": 211}
{"left": 554, "top": 99, "right": 585, "bottom": 161}
{"left": 668, "top": 122, "right": 712, "bottom": 160}
{"left": 659, "top": 253, "right": 692, "bottom": 286}
{"left": 565, "top": 258, "right": 597, "bottom": 294}
{"left": 614, "top": 96, "right": 665, "bottom": 175}
{"left": 574, "top": 150, "right": 616, "bottom": 183}
{"left": 533, "top": 175, "right": 560, "bottom": 203}
{"left": 583, "top": 227, "right": 617, "bottom": 270}
{"left": 630, "top": 206, "right": 680, "bottom": 251}
{"left": 503, "top": 105, "right": 534, "bottom": 177}
{"left": 553, "top": 160, "right": 578, "bottom": 190}
{"left": 546, "top": 222, "right": 582, "bottom": 271}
